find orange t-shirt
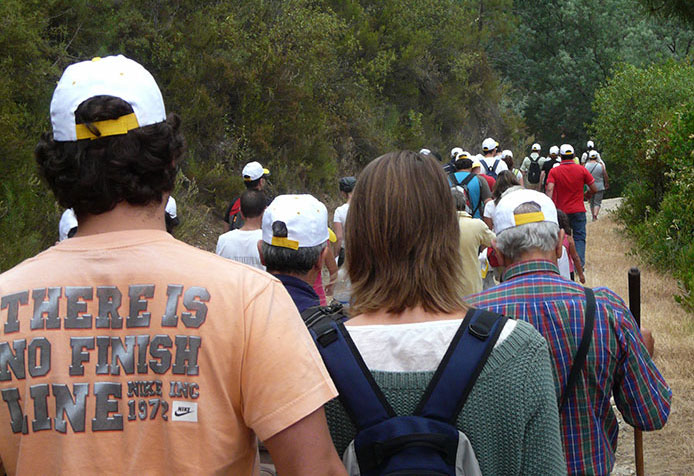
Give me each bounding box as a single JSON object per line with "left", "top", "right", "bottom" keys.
{"left": 0, "top": 230, "right": 337, "bottom": 475}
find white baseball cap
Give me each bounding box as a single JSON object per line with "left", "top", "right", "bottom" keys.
{"left": 165, "top": 196, "right": 177, "bottom": 219}
{"left": 450, "top": 147, "right": 463, "bottom": 159}
{"left": 501, "top": 149, "right": 513, "bottom": 158}
{"left": 549, "top": 145, "right": 559, "bottom": 155}
{"left": 531, "top": 143, "right": 541, "bottom": 152}
{"left": 419, "top": 148, "right": 432, "bottom": 155}
{"left": 262, "top": 195, "right": 331, "bottom": 249}
{"left": 560, "top": 144, "right": 574, "bottom": 156}
{"left": 587, "top": 140, "right": 594, "bottom": 148}
{"left": 493, "top": 189, "right": 558, "bottom": 235}
{"left": 588, "top": 150, "right": 599, "bottom": 159}
{"left": 242, "top": 161, "right": 270, "bottom": 181}
{"left": 482, "top": 137, "right": 498, "bottom": 152}
{"left": 50, "top": 55, "right": 166, "bottom": 142}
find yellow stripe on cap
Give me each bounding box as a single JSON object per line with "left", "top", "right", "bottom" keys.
{"left": 75, "top": 113, "right": 140, "bottom": 140}
{"left": 271, "top": 236, "right": 299, "bottom": 250}
{"left": 328, "top": 228, "right": 337, "bottom": 243}
{"left": 514, "top": 211, "right": 545, "bottom": 226}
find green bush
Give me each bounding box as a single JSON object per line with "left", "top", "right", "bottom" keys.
{"left": 599, "top": 82, "right": 694, "bottom": 311}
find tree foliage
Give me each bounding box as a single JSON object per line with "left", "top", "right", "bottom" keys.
{"left": 591, "top": 60, "right": 694, "bottom": 309}
{"left": 493, "top": 0, "right": 694, "bottom": 153}
{"left": 0, "top": 0, "right": 519, "bottom": 270}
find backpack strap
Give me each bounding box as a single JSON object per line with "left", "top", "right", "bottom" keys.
{"left": 481, "top": 161, "right": 491, "bottom": 175}
{"left": 459, "top": 173, "right": 475, "bottom": 187}
{"left": 448, "top": 170, "right": 461, "bottom": 187}
{"left": 559, "top": 287, "right": 596, "bottom": 410}
{"left": 415, "top": 309, "right": 507, "bottom": 423}
{"left": 308, "top": 317, "right": 395, "bottom": 429}
{"left": 492, "top": 158, "right": 501, "bottom": 173}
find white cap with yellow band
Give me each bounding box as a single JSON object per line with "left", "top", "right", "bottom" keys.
{"left": 493, "top": 189, "right": 558, "bottom": 235}
{"left": 50, "top": 55, "right": 166, "bottom": 141}
{"left": 262, "top": 194, "right": 334, "bottom": 250}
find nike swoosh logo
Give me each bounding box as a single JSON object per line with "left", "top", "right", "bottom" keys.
{"left": 174, "top": 408, "right": 193, "bottom": 417}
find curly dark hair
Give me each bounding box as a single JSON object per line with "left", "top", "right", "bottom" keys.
{"left": 35, "top": 95, "right": 184, "bottom": 216}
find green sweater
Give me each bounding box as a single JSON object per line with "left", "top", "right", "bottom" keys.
{"left": 325, "top": 320, "right": 567, "bottom": 476}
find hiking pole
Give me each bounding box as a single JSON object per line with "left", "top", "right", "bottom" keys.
{"left": 628, "top": 267, "right": 645, "bottom": 476}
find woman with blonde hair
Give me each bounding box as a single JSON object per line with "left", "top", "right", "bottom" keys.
{"left": 322, "top": 150, "right": 566, "bottom": 475}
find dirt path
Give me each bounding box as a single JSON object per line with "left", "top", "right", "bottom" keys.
{"left": 584, "top": 199, "right": 694, "bottom": 475}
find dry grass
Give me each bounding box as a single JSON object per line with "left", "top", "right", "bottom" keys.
{"left": 585, "top": 206, "right": 694, "bottom": 475}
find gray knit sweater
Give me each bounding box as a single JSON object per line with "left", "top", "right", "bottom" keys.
{"left": 325, "top": 320, "right": 567, "bottom": 475}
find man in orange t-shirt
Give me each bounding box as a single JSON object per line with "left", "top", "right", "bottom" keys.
{"left": 0, "top": 55, "right": 345, "bottom": 476}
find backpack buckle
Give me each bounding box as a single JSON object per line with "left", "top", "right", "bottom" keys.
{"left": 469, "top": 318, "right": 494, "bottom": 341}
{"left": 312, "top": 318, "right": 339, "bottom": 347}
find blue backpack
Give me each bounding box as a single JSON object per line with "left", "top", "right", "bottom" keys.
{"left": 306, "top": 309, "right": 507, "bottom": 476}
{"left": 481, "top": 158, "right": 502, "bottom": 179}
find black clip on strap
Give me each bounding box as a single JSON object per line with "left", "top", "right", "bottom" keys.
{"left": 560, "top": 287, "right": 596, "bottom": 410}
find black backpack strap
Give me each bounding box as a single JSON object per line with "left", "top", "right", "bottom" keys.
{"left": 448, "top": 170, "right": 461, "bottom": 187}
{"left": 301, "top": 303, "right": 348, "bottom": 328}
{"left": 459, "top": 173, "right": 475, "bottom": 187}
{"left": 492, "top": 158, "right": 501, "bottom": 173}
{"left": 481, "top": 161, "right": 491, "bottom": 175}
{"left": 559, "top": 287, "right": 596, "bottom": 410}
{"left": 308, "top": 317, "right": 395, "bottom": 429}
{"left": 415, "top": 309, "right": 507, "bottom": 423}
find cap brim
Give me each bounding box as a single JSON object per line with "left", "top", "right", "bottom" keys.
{"left": 328, "top": 228, "right": 337, "bottom": 243}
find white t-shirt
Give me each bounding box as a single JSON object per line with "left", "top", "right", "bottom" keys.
{"left": 480, "top": 155, "right": 509, "bottom": 175}
{"left": 215, "top": 229, "right": 265, "bottom": 270}
{"left": 346, "top": 318, "right": 516, "bottom": 372}
{"left": 558, "top": 246, "right": 570, "bottom": 280}
{"left": 483, "top": 201, "right": 496, "bottom": 221}
{"left": 334, "top": 203, "right": 349, "bottom": 227}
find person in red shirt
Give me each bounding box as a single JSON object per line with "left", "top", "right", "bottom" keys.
{"left": 545, "top": 144, "right": 597, "bottom": 267}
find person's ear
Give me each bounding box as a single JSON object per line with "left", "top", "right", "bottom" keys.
{"left": 257, "top": 240, "right": 266, "bottom": 266}
{"left": 491, "top": 239, "right": 506, "bottom": 267}
{"left": 555, "top": 229, "right": 566, "bottom": 260}
{"left": 316, "top": 244, "right": 330, "bottom": 271}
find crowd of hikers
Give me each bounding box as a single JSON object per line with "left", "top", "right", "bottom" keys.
{"left": 0, "top": 56, "right": 670, "bottom": 476}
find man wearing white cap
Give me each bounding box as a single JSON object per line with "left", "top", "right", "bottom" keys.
{"left": 478, "top": 137, "right": 507, "bottom": 179}
{"left": 540, "top": 145, "right": 560, "bottom": 192}
{"left": 467, "top": 188, "right": 670, "bottom": 476}
{"left": 223, "top": 160, "right": 271, "bottom": 231}
{"left": 259, "top": 194, "right": 335, "bottom": 313}
{"left": 546, "top": 144, "right": 598, "bottom": 267}
{"left": 580, "top": 140, "right": 600, "bottom": 165}
{"left": 0, "top": 55, "right": 344, "bottom": 476}
{"left": 520, "top": 143, "right": 545, "bottom": 191}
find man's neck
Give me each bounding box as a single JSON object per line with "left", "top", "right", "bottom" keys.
{"left": 76, "top": 199, "right": 167, "bottom": 236}
{"left": 512, "top": 249, "right": 558, "bottom": 265}
{"left": 240, "top": 216, "right": 262, "bottom": 231}
{"left": 271, "top": 269, "right": 317, "bottom": 285}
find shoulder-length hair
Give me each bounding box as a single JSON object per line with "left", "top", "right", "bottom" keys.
{"left": 345, "top": 150, "right": 468, "bottom": 315}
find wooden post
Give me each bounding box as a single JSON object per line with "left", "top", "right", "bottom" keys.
{"left": 628, "top": 267, "right": 645, "bottom": 476}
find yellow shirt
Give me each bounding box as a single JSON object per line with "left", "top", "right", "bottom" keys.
{"left": 0, "top": 230, "right": 337, "bottom": 475}
{"left": 457, "top": 211, "right": 496, "bottom": 296}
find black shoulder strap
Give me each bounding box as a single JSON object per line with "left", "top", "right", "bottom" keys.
{"left": 416, "top": 309, "right": 507, "bottom": 423}
{"left": 492, "top": 158, "right": 501, "bottom": 172}
{"left": 308, "top": 317, "right": 395, "bottom": 429}
{"left": 459, "top": 173, "right": 475, "bottom": 187}
{"left": 560, "top": 287, "right": 596, "bottom": 410}
{"left": 448, "top": 170, "right": 460, "bottom": 187}
{"left": 481, "top": 161, "right": 491, "bottom": 174}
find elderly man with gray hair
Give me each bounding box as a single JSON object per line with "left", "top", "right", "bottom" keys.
{"left": 259, "top": 194, "right": 336, "bottom": 313}
{"left": 467, "top": 189, "right": 671, "bottom": 476}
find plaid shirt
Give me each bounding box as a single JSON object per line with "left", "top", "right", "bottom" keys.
{"left": 467, "top": 260, "right": 671, "bottom": 476}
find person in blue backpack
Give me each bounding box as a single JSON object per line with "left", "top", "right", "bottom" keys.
{"left": 311, "top": 150, "right": 566, "bottom": 475}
